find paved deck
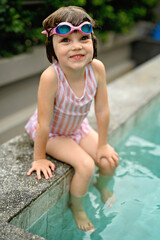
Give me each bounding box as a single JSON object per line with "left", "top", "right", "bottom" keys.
{"left": 0, "top": 55, "right": 160, "bottom": 240}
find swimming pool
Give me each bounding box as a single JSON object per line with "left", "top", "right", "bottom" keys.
{"left": 27, "top": 94, "right": 160, "bottom": 240}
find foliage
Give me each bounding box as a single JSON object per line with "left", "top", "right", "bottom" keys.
{"left": 0, "top": 0, "right": 45, "bottom": 56}
{"left": 0, "top": 0, "right": 159, "bottom": 57}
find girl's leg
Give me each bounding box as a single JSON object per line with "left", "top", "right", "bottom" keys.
{"left": 79, "top": 128, "right": 116, "bottom": 207}
{"left": 46, "top": 137, "right": 95, "bottom": 231}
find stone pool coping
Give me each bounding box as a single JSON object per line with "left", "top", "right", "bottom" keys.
{"left": 0, "top": 55, "right": 160, "bottom": 240}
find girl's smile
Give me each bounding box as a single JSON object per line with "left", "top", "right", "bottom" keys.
{"left": 70, "top": 54, "right": 84, "bottom": 60}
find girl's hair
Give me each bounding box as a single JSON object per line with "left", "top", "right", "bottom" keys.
{"left": 42, "top": 6, "right": 97, "bottom": 63}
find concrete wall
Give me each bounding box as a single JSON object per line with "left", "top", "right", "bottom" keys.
{"left": 0, "top": 46, "right": 49, "bottom": 144}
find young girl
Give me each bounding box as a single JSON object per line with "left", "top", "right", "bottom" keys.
{"left": 25, "top": 6, "right": 119, "bottom": 232}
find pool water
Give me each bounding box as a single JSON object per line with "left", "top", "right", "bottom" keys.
{"left": 28, "top": 95, "right": 160, "bottom": 240}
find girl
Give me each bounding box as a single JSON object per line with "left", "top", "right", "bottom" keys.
{"left": 25, "top": 6, "right": 119, "bottom": 232}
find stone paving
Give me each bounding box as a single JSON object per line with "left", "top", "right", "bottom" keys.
{"left": 0, "top": 55, "right": 160, "bottom": 240}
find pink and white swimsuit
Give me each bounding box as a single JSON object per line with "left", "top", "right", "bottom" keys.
{"left": 25, "top": 62, "right": 97, "bottom": 144}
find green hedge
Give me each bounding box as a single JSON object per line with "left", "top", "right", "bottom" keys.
{"left": 0, "top": 0, "right": 159, "bottom": 57}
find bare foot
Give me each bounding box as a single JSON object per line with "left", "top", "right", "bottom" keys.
{"left": 93, "top": 182, "right": 116, "bottom": 207}
{"left": 70, "top": 204, "right": 95, "bottom": 232}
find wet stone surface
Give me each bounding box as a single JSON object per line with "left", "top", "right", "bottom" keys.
{"left": 0, "top": 55, "right": 160, "bottom": 239}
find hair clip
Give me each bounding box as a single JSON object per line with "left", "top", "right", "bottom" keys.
{"left": 41, "top": 28, "right": 52, "bottom": 37}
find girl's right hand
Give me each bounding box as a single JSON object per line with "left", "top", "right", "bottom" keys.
{"left": 27, "top": 159, "right": 55, "bottom": 180}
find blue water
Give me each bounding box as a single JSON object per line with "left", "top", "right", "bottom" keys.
{"left": 28, "top": 95, "right": 160, "bottom": 240}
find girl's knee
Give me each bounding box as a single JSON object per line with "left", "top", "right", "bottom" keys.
{"left": 77, "top": 157, "right": 95, "bottom": 179}
{"left": 98, "top": 158, "right": 116, "bottom": 176}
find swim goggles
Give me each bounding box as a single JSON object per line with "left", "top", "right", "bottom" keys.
{"left": 42, "top": 21, "right": 93, "bottom": 37}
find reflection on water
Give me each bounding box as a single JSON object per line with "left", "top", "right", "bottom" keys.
{"left": 125, "top": 135, "right": 160, "bottom": 157}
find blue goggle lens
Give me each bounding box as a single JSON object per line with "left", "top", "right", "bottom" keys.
{"left": 56, "top": 25, "right": 71, "bottom": 34}
{"left": 81, "top": 24, "right": 92, "bottom": 33}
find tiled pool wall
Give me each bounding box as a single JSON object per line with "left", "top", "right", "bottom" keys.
{"left": 9, "top": 169, "right": 72, "bottom": 232}
{"left": 0, "top": 55, "right": 160, "bottom": 240}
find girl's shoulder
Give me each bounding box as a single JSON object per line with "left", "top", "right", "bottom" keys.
{"left": 91, "top": 59, "right": 105, "bottom": 73}
{"left": 90, "top": 59, "right": 106, "bottom": 82}
{"left": 40, "top": 65, "right": 58, "bottom": 88}
{"left": 39, "top": 65, "right": 58, "bottom": 95}
{"left": 41, "top": 65, "right": 58, "bottom": 84}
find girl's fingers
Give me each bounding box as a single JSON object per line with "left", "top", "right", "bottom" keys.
{"left": 47, "top": 167, "right": 53, "bottom": 178}
{"left": 37, "top": 169, "right": 42, "bottom": 180}
{"left": 115, "top": 152, "right": 119, "bottom": 157}
{"left": 27, "top": 167, "right": 34, "bottom": 176}
{"left": 113, "top": 154, "right": 119, "bottom": 167}
{"left": 50, "top": 163, "right": 55, "bottom": 171}
{"left": 42, "top": 169, "right": 49, "bottom": 180}
{"left": 108, "top": 157, "right": 115, "bottom": 168}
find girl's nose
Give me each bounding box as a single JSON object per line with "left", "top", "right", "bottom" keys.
{"left": 72, "top": 41, "right": 82, "bottom": 51}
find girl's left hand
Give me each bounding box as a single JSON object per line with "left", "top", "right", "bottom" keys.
{"left": 96, "top": 144, "right": 119, "bottom": 168}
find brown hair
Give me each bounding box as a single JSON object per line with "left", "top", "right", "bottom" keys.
{"left": 42, "top": 6, "right": 97, "bottom": 63}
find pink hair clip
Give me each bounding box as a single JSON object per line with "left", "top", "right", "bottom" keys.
{"left": 41, "top": 28, "right": 52, "bottom": 37}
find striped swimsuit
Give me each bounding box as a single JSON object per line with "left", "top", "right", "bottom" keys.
{"left": 25, "top": 62, "right": 97, "bottom": 144}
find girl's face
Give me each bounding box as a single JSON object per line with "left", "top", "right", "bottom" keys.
{"left": 52, "top": 29, "right": 94, "bottom": 71}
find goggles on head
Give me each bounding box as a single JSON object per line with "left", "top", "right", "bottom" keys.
{"left": 42, "top": 21, "right": 93, "bottom": 37}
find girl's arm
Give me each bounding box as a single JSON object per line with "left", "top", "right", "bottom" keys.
{"left": 92, "top": 59, "right": 118, "bottom": 168}
{"left": 27, "top": 66, "right": 58, "bottom": 179}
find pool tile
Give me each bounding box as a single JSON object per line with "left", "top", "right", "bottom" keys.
{"left": 47, "top": 206, "right": 64, "bottom": 240}
{"left": 10, "top": 207, "right": 29, "bottom": 229}
{"left": 28, "top": 212, "right": 48, "bottom": 239}
{"left": 29, "top": 191, "right": 48, "bottom": 227}
{"left": 47, "top": 224, "right": 63, "bottom": 240}
{"left": 64, "top": 170, "right": 73, "bottom": 193}
{"left": 48, "top": 180, "right": 64, "bottom": 209}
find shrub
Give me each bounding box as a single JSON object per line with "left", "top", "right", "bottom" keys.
{"left": 0, "top": 0, "right": 159, "bottom": 57}
{"left": 0, "top": 0, "right": 45, "bottom": 57}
